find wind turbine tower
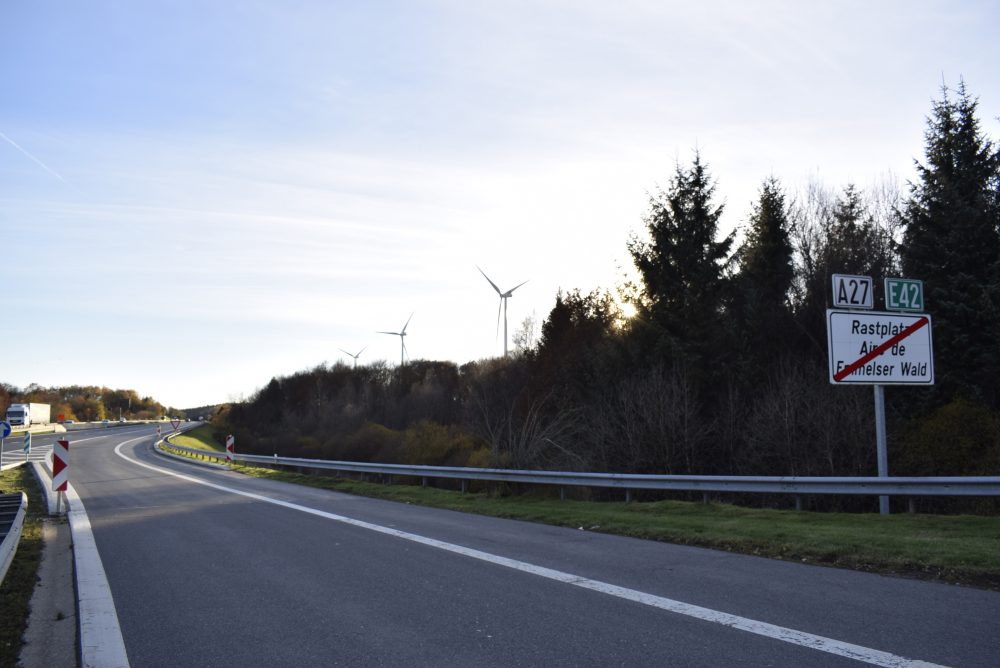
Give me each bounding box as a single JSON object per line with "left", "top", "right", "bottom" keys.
{"left": 338, "top": 346, "right": 367, "bottom": 370}
{"left": 477, "top": 266, "right": 528, "bottom": 358}
{"left": 378, "top": 313, "right": 413, "bottom": 367}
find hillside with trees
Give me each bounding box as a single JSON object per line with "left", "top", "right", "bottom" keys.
{"left": 218, "top": 81, "right": 1000, "bottom": 511}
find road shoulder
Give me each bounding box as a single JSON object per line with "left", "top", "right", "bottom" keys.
{"left": 18, "top": 516, "right": 76, "bottom": 668}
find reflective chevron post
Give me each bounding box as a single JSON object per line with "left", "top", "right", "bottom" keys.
{"left": 226, "top": 435, "right": 235, "bottom": 464}
{"left": 53, "top": 439, "right": 70, "bottom": 513}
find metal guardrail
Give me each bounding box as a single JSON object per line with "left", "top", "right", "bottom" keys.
{"left": 0, "top": 492, "right": 28, "bottom": 586}
{"left": 158, "top": 441, "right": 1000, "bottom": 498}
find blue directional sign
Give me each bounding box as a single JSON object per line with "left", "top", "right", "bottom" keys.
{"left": 1, "top": 421, "right": 10, "bottom": 439}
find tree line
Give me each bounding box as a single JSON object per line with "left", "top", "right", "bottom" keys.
{"left": 1, "top": 383, "right": 172, "bottom": 422}
{"left": 219, "top": 81, "right": 1000, "bottom": 511}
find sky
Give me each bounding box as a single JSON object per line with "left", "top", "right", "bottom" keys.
{"left": 2, "top": 1, "right": 999, "bottom": 409}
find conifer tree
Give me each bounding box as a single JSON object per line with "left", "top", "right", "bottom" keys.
{"left": 902, "top": 80, "right": 1000, "bottom": 406}
{"left": 732, "top": 177, "right": 795, "bottom": 378}
{"left": 627, "top": 152, "right": 734, "bottom": 374}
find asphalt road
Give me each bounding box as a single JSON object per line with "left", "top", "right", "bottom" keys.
{"left": 47, "top": 425, "right": 1000, "bottom": 666}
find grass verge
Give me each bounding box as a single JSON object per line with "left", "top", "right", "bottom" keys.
{"left": 168, "top": 425, "right": 224, "bottom": 452}
{"left": 0, "top": 466, "right": 46, "bottom": 668}
{"left": 229, "top": 464, "right": 1000, "bottom": 590}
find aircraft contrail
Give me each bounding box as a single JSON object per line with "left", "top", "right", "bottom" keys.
{"left": 0, "top": 131, "right": 67, "bottom": 183}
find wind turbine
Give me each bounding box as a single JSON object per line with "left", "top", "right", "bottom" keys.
{"left": 378, "top": 313, "right": 413, "bottom": 367}
{"left": 338, "top": 345, "right": 367, "bottom": 370}
{"left": 477, "top": 266, "right": 528, "bottom": 358}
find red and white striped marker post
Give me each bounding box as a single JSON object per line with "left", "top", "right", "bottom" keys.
{"left": 225, "top": 435, "right": 235, "bottom": 464}
{"left": 53, "top": 439, "right": 70, "bottom": 513}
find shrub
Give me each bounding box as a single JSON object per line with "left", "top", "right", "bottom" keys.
{"left": 898, "top": 398, "right": 1000, "bottom": 475}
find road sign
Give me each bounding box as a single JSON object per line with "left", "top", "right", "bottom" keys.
{"left": 885, "top": 278, "right": 924, "bottom": 311}
{"left": 832, "top": 274, "right": 873, "bottom": 310}
{"left": 226, "top": 435, "right": 235, "bottom": 464}
{"left": 0, "top": 421, "right": 10, "bottom": 439}
{"left": 827, "top": 310, "right": 934, "bottom": 384}
{"left": 170, "top": 418, "right": 180, "bottom": 431}
{"left": 53, "top": 439, "right": 70, "bottom": 492}
{"left": 24, "top": 432, "right": 30, "bottom": 456}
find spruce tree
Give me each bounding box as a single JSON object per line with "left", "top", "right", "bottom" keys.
{"left": 628, "top": 152, "right": 734, "bottom": 375}
{"left": 902, "top": 80, "right": 1000, "bottom": 406}
{"left": 732, "top": 177, "right": 794, "bottom": 378}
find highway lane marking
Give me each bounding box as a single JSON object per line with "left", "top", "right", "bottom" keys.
{"left": 116, "top": 442, "right": 944, "bottom": 668}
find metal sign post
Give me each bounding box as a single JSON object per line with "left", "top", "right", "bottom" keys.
{"left": 873, "top": 386, "right": 889, "bottom": 514}
{"left": 0, "top": 420, "right": 10, "bottom": 469}
{"left": 827, "top": 275, "right": 934, "bottom": 515}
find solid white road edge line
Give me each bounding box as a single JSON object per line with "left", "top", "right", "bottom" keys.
{"left": 115, "top": 441, "right": 943, "bottom": 668}
{"left": 66, "top": 437, "right": 140, "bottom": 668}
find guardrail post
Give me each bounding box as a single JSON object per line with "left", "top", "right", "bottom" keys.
{"left": 908, "top": 498, "right": 916, "bottom": 514}
{"left": 422, "top": 477, "right": 428, "bottom": 487}
{"left": 795, "top": 495, "right": 803, "bottom": 511}
{"left": 560, "top": 486, "right": 565, "bottom": 501}
{"left": 625, "top": 489, "right": 632, "bottom": 503}
{"left": 461, "top": 480, "right": 467, "bottom": 494}
{"left": 702, "top": 493, "right": 709, "bottom": 505}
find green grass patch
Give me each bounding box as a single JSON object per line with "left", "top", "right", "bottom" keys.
{"left": 0, "top": 466, "right": 47, "bottom": 668}
{"left": 169, "top": 425, "right": 224, "bottom": 452}
{"left": 233, "top": 463, "right": 1000, "bottom": 590}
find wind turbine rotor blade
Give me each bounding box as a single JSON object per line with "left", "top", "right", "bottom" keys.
{"left": 477, "top": 265, "right": 503, "bottom": 295}
{"left": 357, "top": 346, "right": 368, "bottom": 357}
{"left": 401, "top": 312, "right": 414, "bottom": 334}
{"left": 377, "top": 331, "right": 400, "bottom": 336}
{"left": 506, "top": 279, "right": 529, "bottom": 296}
{"left": 338, "top": 348, "right": 352, "bottom": 356}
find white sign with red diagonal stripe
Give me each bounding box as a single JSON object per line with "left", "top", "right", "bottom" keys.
{"left": 53, "top": 439, "right": 70, "bottom": 491}
{"left": 226, "top": 435, "right": 235, "bottom": 463}
{"left": 827, "top": 310, "right": 934, "bottom": 385}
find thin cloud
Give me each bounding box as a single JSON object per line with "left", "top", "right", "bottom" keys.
{"left": 0, "top": 131, "right": 67, "bottom": 183}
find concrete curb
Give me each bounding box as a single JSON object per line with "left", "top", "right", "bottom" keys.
{"left": 64, "top": 481, "right": 130, "bottom": 668}
{"left": 31, "top": 456, "right": 59, "bottom": 515}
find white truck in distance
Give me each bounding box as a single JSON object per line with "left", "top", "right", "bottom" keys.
{"left": 5, "top": 403, "right": 51, "bottom": 427}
